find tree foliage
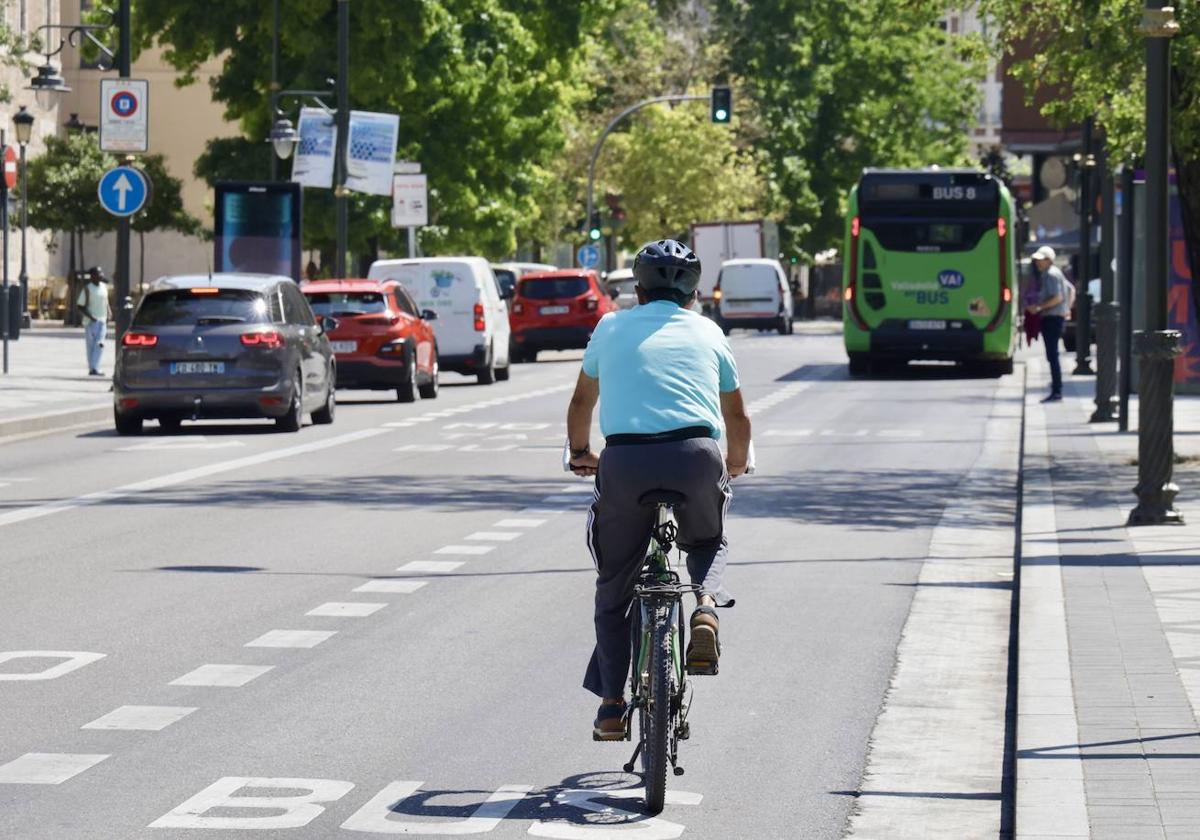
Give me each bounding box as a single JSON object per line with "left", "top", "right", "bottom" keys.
{"left": 715, "top": 0, "right": 986, "bottom": 259}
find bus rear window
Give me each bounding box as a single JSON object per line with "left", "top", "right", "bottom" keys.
{"left": 134, "top": 289, "right": 269, "bottom": 326}
{"left": 862, "top": 220, "right": 994, "bottom": 253}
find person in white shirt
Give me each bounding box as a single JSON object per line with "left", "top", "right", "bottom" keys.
{"left": 76, "top": 267, "right": 110, "bottom": 376}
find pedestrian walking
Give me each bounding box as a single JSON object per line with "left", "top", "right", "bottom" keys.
{"left": 1026, "top": 246, "right": 1070, "bottom": 402}
{"left": 76, "top": 267, "right": 110, "bottom": 376}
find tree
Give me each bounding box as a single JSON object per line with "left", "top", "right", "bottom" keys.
{"left": 715, "top": 0, "right": 986, "bottom": 260}
{"left": 981, "top": 0, "right": 1200, "bottom": 309}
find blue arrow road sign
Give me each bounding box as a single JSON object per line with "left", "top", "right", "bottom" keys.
{"left": 577, "top": 244, "right": 600, "bottom": 269}
{"left": 98, "top": 166, "right": 149, "bottom": 217}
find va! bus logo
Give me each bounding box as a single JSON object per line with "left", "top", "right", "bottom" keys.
{"left": 937, "top": 270, "right": 965, "bottom": 289}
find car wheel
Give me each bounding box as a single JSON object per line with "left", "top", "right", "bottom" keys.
{"left": 114, "top": 410, "right": 142, "bottom": 436}
{"left": 495, "top": 359, "right": 510, "bottom": 382}
{"left": 477, "top": 348, "right": 496, "bottom": 385}
{"left": 787, "top": 318, "right": 795, "bottom": 335}
{"left": 509, "top": 340, "right": 525, "bottom": 364}
{"left": 276, "top": 371, "right": 303, "bottom": 432}
{"left": 312, "top": 379, "right": 336, "bottom": 425}
{"left": 777, "top": 315, "right": 789, "bottom": 335}
{"left": 158, "top": 415, "right": 182, "bottom": 433}
{"left": 418, "top": 355, "right": 439, "bottom": 399}
{"left": 848, "top": 354, "right": 869, "bottom": 376}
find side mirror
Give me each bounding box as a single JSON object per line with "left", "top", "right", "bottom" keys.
{"left": 608, "top": 286, "right": 620, "bottom": 300}
{"left": 318, "top": 315, "right": 339, "bottom": 334}
{"left": 420, "top": 309, "right": 438, "bottom": 321}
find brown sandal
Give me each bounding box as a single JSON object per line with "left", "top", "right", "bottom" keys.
{"left": 686, "top": 606, "right": 720, "bottom": 675}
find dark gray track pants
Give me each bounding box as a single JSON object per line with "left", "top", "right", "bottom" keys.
{"left": 583, "top": 437, "right": 731, "bottom": 699}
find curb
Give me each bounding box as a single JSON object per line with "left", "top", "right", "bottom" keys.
{"left": 0, "top": 404, "right": 111, "bottom": 442}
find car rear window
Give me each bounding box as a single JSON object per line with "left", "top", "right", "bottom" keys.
{"left": 519, "top": 277, "right": 589, "bottom": 300}
{"left": 719, "top": 264, "right": 780, "bottom": 294}
{"left": 134, "top": 289, "right": 268, "bottom": 326}
{"left": 305, "top": 292, "right": 388, "bottom": 316}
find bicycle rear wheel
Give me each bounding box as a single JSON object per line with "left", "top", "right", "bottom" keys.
{"left": 642, "top": 605, "right": 674, "bottom": 814}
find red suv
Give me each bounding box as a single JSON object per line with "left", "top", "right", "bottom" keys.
{"left": 508, "top": 270, "right": 616, "bottom": 362}
{"left": 302, "top": 279, "right": 439, "bottom": 402}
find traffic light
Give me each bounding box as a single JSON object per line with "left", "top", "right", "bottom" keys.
{"left": 589, "top": 226, "right": 602, "bottom": 241}
{"left": 711, "top": 86, "right": 732, "bottom": 124}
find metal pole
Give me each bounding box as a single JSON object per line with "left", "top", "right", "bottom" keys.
{"left": 1118, "top": 164, "right": 1135, "bottom": 431}
{"left": 407, "top": 226, "right": 416, "bottom": 259}
{"left": 585, "top": 94, "right": 707, "bottom": 265}
{"left": 334, "top": 0, "right": 350, "bottom": 278}
{"left": 270, "top": 0, "right": 280, "bottom": 182}
{"left": 114, "top": 0, "right": 132, "bottom": 341}
{"left": 2, "top": 129, "right": 8, "bottom": 374}
{"left": 1129, "top": 1, "right": 1182, "bottom": 525}
{"left": 1091, "top": 163, "right": 1119, "bottom": 421}
{"left": 1073, "top": 117, "right": 1095, "bottom": 374}
{"left": 17, "top": 139, "right": 26, "bottom": 330}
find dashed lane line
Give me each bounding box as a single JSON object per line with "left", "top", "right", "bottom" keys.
{"left": 493, "top": 518, "right": 546, "bottom": 528}
{"left": 352, "top": 580, "right": 427, "bottom": 595}
{"left": 434, "top": 545, "right": 495, "bottom": 556}
{"left": 306, "top": 602, "right": 387, "bottom": 618}
{"left": 0, "top": 753, "right": 109, "bottom": 785}
{"left": 245, "top": 630, "right": 337, "bottom": 649}
{"left": 465, "top": 531, "right": 521, "bottom": 542}
{"left": 169, "top": 664, "right": 274, "bottom": 688}
{"left": 396, "top": 561, "right": 463, "bottom": 574}
{"left": 81, "top": 705, "right": 197, "bottom": 732}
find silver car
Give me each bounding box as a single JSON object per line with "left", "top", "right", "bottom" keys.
{"left": 113, "top": 273, "right": 336, "bottom": 435}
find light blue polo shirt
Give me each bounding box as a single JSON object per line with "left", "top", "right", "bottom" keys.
{"left": 581, "top": 301, "right": 740, "bottom": 439}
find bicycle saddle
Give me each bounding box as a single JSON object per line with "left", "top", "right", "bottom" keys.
{"left": 638, "top": 489, "right": 687, "bottom": 508}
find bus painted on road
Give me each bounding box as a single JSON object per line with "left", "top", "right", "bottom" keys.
{"left": 842, "top": 169, "right": 1017, "bottom": 375}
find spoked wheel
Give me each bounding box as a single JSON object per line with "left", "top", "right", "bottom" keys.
{"left": 641, "top": 607, "right": 674, "bottom": 815}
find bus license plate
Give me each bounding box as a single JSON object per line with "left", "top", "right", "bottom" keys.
{"left": 330, "top": 341, "right": 357, "bottom": 353}
{"left": 170, "top": 362, "right": 225, "bottom": 375}
{"left": 909, "top": 320, "right": 947, "bottom": 330}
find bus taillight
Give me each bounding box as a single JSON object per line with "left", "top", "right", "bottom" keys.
{"left": 1003, "top": 287, "right": 1012, "bottom": 303}
{"left": 985, "top": 216, "right": 1010, "bottom": 332}
{"left": 845, "top": 216, "right": 868, "bottom": 329}
{"left": 997, "top": 217, "right": 1007, "bottom": 238}
{"left": 851, "top": 216, "right": 861, "bottom": 237}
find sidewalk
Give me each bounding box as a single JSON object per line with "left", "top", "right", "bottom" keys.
{"left": 0, "top": 321, "right": 114, "bottom": 438}
{"left": 1018, "top": 349, "right": 1200, "bottom": 839}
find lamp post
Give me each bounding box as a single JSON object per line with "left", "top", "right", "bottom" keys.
{"left": 1091, "top": 160, "right": 1119, "bottom": 422}
{"left": 12, "top": 106, "right": 32, "bottom": 329}
{"left": 1073, "top": 119, "right": 1096, "bottom": 375}
{"left": 1129, "top": 1, "right": 1182, "bottom": 525}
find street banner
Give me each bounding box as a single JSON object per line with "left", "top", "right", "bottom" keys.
{"left": 99, "top": 79, "right": 149, "bottom": 153}
{"left": 391, "top": 174, "right": 428, "bottom": 228}
{"left": 291, "top": 107, "right": 336, "bottom": 189}
{"left": 345, "top": 111, "right": 399, "bottom": 196}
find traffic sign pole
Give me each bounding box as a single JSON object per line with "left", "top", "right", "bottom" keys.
{"left": 115, "top": 0, "right": 134, "bottom": 343}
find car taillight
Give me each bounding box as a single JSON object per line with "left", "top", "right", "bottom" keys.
{"left": 474, "top": 302, "right": 485, "bottom": 332}
{"left": 985, "top": 216, "right": 1010, "bottom": 332}
{"left": 511, "top": 301, "right": 524, "bottom": 315}
{"left": 121, "top": 332, "right": 158, "bottom": 347}
{"left": 846, "top": 216, "right": 868, "bottom": 329}
{"left": 241, "top": 331, "right": 284, "bottom": 348}
{"left": 584, "top": 296, "right": 599, "bottom": 312}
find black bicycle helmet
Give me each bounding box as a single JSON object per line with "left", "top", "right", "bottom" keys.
{"left": 632, "top": 239, "right": 701, "bottom": 296}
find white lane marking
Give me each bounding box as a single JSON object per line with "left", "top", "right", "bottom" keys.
{"left": 434, "top": 544, "right": 495, "bottom": 556}
{"left": 116, "top": 438, "right": 246, "bottom": 452}
{"left": 493, "top": 519, "right": 546, "bottom": 528}
{"left": 394, "top": 444, "right": 454, "bottom": 453}
{"left": 396, "top": 561, "right": 462, "bottom": 574}
{"left": 82, "top": 705, "right": 196, "bottom": 731}
{"left": 518, "top": 507, "right": 566, "bottom": 516}
{"left": 557, "top": 484, "right": 593, "bottom": 493}
{"left": 353, "top": 580, "right": 428, "bottom": 594}
{"left": 539, "top": 496, "right": 588, "bottom": 506}
{"left": 0, "top": 650, "right": 106, "bottom": 681}
{"left": 763, "top": 429, "right": 813, "bottom": 437}
{"left": 465, "top": 531, "right": 521, "bottom": 542}
{"left": 169, "top": 664, "right": 274, "bottom": 687}
{"left": 341, "top": 781, "right": 534, "bottom": 834}
{"left": 245, "top": 630, "right": 337, "bottom": 649}
{"left": 0, "top": 427, "right": 391, "bottom": 530}
{"left": 0, "top": 753, "right": 109, "bottom": 784}
{"left": 459, "top": 443, "right": 517, "bottom": 452}
{"left": 149, "top": 777, "right": 355, "bottom": 830}
{"left": 306, "top": 602, "right": 387, "bottom": 618}
{"left": 528, "top": 789, "right": 702, "bottom": 839}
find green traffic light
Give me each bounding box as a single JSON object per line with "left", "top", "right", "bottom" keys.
{"left": 589, "top": 228, "right": 602, "bottom": 241}
{"left": 715, "top": 109, "right": 728, "bottom": 121}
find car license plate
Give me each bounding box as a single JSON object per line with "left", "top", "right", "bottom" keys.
{"left": 330, "top": 341, "right": 357, "bottom": 353}
{"left": 909, "top": 320, "right": 947, "bottom": 330}
{"left": 540, "top": 305, "right": 570, "bottom": 315}
{"left": 170, "top": 361, "right": 224, "bottom": 375}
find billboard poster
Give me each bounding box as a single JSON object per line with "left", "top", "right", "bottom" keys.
{"left": 213, "top": 182, "right": 302, "bottom": 281}
{"left": 1167, "top": 180, "right": 1200, "bottom": 391}
{"left": 345, "top": 111, "right": 399, "bottom": 196}
{"left": 291, "top": 107, "right": 336, "bottom": 189}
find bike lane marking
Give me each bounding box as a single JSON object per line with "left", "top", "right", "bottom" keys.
{"left": 0, "top": 753, "right": 108, "bottom": 784}
{"left": 307, "top": 602, "right": 387, "bottom": 618}
{"left": 245, "top": 630, "right": 337, "bottom": 649}
{"left": 81, "top": 705, "right": 196, "bottom": 731}
{"left": 169, "top": 664, "right": 274, "bottom": 688}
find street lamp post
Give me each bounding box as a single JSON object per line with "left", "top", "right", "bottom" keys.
{"left": 12, "top": 106, "right": 32, "bottom": 330}
{"left": 1129, "top": 1, "right": 1182, "bottom": 525}
{"left": 1091, "top": 162, "right": 1119, "bottom": 422}
{"left": 1073, "top": 118, "right": 1096, "bottom": 375}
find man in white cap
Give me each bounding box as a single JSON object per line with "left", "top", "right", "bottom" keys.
{"left": 1027, "top": 246, "right": 1069, "bottom": 402}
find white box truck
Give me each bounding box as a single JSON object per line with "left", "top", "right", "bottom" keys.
{"left": 689, "top": 220, "right": 780, "bottom": 313}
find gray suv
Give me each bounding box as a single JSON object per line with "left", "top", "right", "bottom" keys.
{"left": 113, "top": 274, "right": 336, "bottom": 435}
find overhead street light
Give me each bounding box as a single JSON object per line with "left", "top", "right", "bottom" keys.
{"left": 269, "top": 117, "right": 299, "bottom": 160}
{"left": 26, "top": 62, "right": 69, "bottom": 110}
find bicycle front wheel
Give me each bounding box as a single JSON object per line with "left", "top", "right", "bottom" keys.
{"left": 642, "top": 605, "right": 674, "bottom": 814}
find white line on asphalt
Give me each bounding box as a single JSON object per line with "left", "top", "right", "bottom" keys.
{"left": 82, "top": 705, "right": 197, "bottom": 731}
{"left": 0, "top": 650, "right": 106, "bottom": 681}
{"left": 169, "top": 664, "right": 274, "bottom": 687}
{"left": 245, "top": 630, "right": 337, "bottom": 649}
{"left": 465, "top": 531, "right": 521, "bottom": 542}
{"left": 0, "top": 428, "right": 391, "bottom": 530}
{"left": 517, "top": 507, "right": 566, "bottom": 516}
{"left": 394, "top": 443, "right": 454, "bottom": 452}
{"left": 353, "top": 579, "right": 427, "bottom": 594}
{"left": 493, "top": 518, "right": 546, "bottom": 528}
{"left": 0, "top": 753, "right": 109, "bottom": 784}
{"left": 306, "top": 602, "right": 387, "bottom": 618}
{"left": 539, "top": 495, "right": 588, "bottom": 506}
{"left": 396, "top": 560, "right": 462, "bottom": 573}
{"left": 434, "top": 544, "right": 495, "bottom": 555}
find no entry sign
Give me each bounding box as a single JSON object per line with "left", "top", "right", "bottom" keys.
{"left": 2, "top": 147, "right": 15, "bottom": 191}
{"left": 100, "top": 79, "right": 149, "bottom": 153}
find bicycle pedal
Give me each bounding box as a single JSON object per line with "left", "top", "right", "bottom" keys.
{"left": 686, "top": 661, "right": 718, "bottom": 676}
{"left": 673, "top": 766, "right": 685, "bottom": 777}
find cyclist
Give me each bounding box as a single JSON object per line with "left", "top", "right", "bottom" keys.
{"left": 566, "top": 239, "right": 752, "bottom": 740}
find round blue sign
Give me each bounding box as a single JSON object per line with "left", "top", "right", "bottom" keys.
{"left": 577, "top": 244, "right": 600, "bottom": 269}
{"left": 110, "top": 90, "right": 138, "bottom": 118}
{"left": 937, "top": 269, "right": 965, "bottom": 289}
{"left": 98, "top": 166, "right": 150, "bottom": 217}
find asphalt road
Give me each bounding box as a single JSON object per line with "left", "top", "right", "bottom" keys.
{"left": 0, "top": 326, "right": 1013, "bottom": 839}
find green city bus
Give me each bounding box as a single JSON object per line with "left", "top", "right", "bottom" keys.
{"left": 842, "top": 168, "right": 1017, "bottom": 375}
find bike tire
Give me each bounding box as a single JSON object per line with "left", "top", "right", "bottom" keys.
{"left": 642, "top": 606, "right": 673, "bottom": 814}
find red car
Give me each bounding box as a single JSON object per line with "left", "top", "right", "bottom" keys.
{"left": 302, "top": 279, "right": 439, "bottom": 402}
{"left": 507, "top": 269, "right": 617, "bottom": 363}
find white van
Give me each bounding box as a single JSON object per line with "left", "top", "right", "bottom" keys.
{"left": 714, "top": 258, "right": 794, "bottom": 335}
{"left": 368, "top": 257, "right": 512, "bottom": 383}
